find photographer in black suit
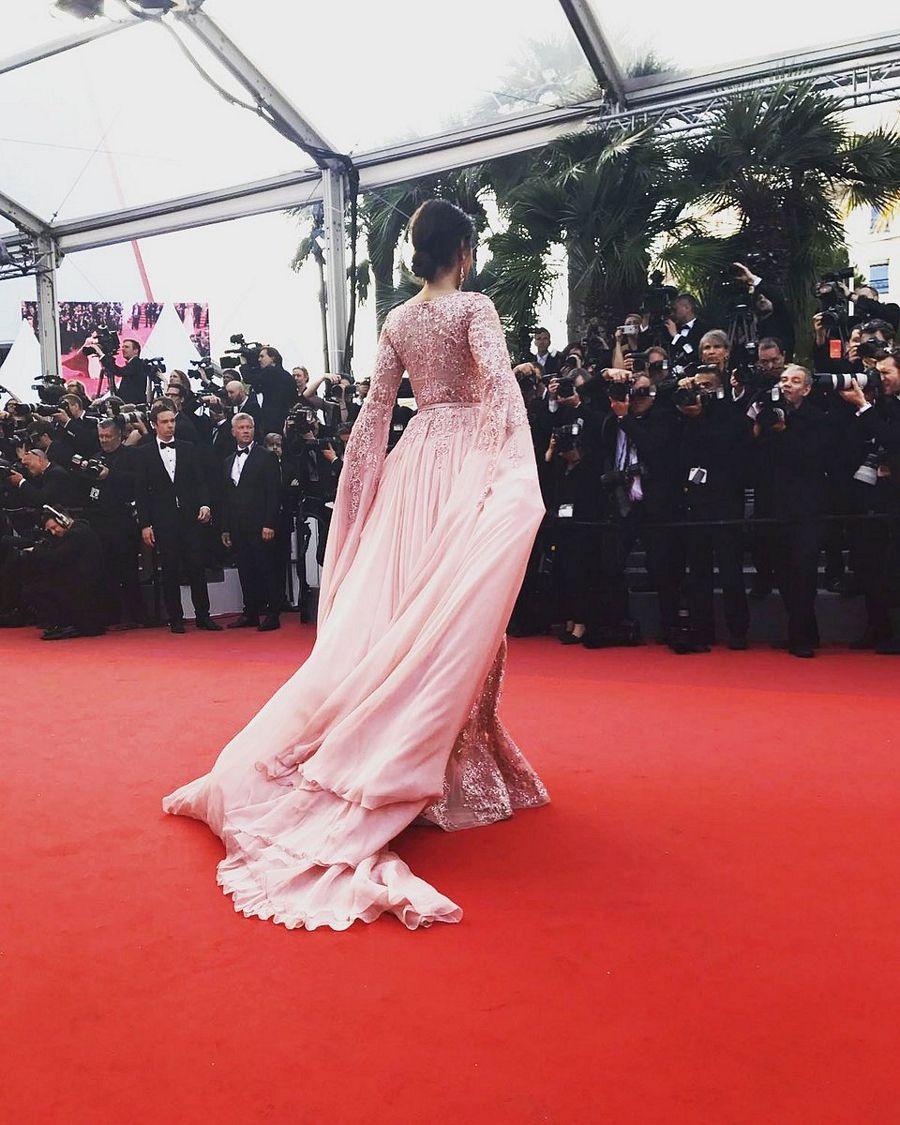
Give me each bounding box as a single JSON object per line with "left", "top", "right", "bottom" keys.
{"left": 134, "top": 401, "right": 220, "bottom": 634}
{"left": 85, "top": 417, "right": 145, "bottom": 629}
{"left": 6, "top": 447, "right": 83, "bottom": 510}
{"left": 222, "top": 414, "right": 283, "bottom": 632}
{"left": 247, "top": 346, "right": 298, "bottom": 437}
{"left": 751, "top": 366, "right": 830, "bottom": 657}
{"left": 838, "top": 349, "right": 900, "bottom": 653}
{"left": 100, "top": 338, "right": 154, "bottom": 406}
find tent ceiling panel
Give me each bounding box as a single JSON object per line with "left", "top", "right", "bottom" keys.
{"left": 0, "top": 15, "right": 313, "bottom": 226}
{"left": 587, "top": 1, "right": 900, "bottom": 88}
{"left": 202, "top": 0, "right": 599, "bottom": 153}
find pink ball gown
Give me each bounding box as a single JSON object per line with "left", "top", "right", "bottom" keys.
{"left": 162, "top": 290, "right": 549, "bottom": 929}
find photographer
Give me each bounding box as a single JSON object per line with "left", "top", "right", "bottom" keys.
{"left": 665, "top": 293, "right": 707, "bottom": 372}
{"left": 611, "top": 313, "right": 644, "bottom": 370}
{"left": 98, "top": 338, "right": 154, "bottom": 406}
{"left": 837, "top": 349, "right": 900, "bottom": 653}
{"left": 4, "top": 447, "right": 84, "bottom": 511}
{"left": 52, "top": 394, "right": 100, "bottom": 458}
{"left": 18, "top": 507, "right": 105, "bottom": 640}
{"left": 731, "top": 262, "right": 795, "bottom": 358}
{"left": 751, "top": 366, "right": 830, "bottom": 657}
{"left": 134, "top": 401, "right": 219, "bottom": 634}
{"left": 603, "top": 370, "right": 685, "bottom": 644}
{"left": 221, "top": 414, "right": 283, "bottom": 632}
{"left": 543, "top": 419, "right": 604, "bottom": 645}
{"left": 18, "top": 418, "right": 75, "bottom": 469}
{"left": 245, "top": 346, "right": 298, "bottom": 437}
{"left": 285, "top": 405, "right": 342, "bottom": 566}
{"left": 83, "top": 417, "right": 145, "bottom": 629}
{"left": 162, "top": 381, "right": 201, "bottom": 444}
{"left": 676, "top": 364, "right": 752, "bottom": 651}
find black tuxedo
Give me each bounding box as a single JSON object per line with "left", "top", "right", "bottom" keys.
{"left": 222, "top": 444, "right": 282, "bottom": 620}
{"left": 134, "top": 439, "right": 212, "bottom": 624}
{"left": 64, "top": 416, "right": 100, "bottom": 458}
{"left": 668, "top": 320, "right": 707, "bottom": 372}
{"left": 528, "top": 350, "right": 562, "bottom": 376}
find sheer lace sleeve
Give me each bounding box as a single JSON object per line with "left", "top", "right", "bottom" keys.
{"left": 318, "top": 318, "right": 404, "bottom": 626}
{"left": 467, "top": 294, "right": 529, "bottom": 506}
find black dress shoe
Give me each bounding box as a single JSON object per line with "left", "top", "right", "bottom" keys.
{"left": 559, "top": 631, "right": 584, "bottom": 645}
{"left": 227, "top": 615, "right": 259, "bottom": 629}
{"left": 195, "top": 617, "right": 223, "bottom": 631}
{"left": 41, "top": 625, "right": 82, "bottom": 641}
{"left": 170, "top": 621, "right": 186, "bottom": 634}
{"left": 789, "top": 646, "right": 815, "bottom": 659}
{"left": 257, "top": 616, "right": 281, "bottom": 632}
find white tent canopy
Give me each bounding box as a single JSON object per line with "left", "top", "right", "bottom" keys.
{"left": 0, "top": 319, "right": 43, "bottom": 401}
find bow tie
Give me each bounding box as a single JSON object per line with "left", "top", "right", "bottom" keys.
{"left": 159, "top": 442, "right": 175, "bottom": 450}
{"left": 237, "top": 446, "right": 250, "bottom": 456}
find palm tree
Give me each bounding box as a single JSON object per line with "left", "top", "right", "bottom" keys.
{"left": 484, "top": 124, "right": 682, "bottom": 351}
{"left": 661, "top": 82, "right": 900, "bottom": 343}
{"left": 289, "top": 202, "right": 329, "bottom": 372}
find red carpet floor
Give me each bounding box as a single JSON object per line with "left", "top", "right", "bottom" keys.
{"left": 2, "top": 624, "right": 898, "bottom": 1124}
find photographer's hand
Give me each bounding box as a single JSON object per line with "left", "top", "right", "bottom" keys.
{"left": 142, "top": 526, "right": 155, "bottom": 548}
{"left": 322, "top": 444, "right": 337, "bottom": 463}
{"left": 261, "top": 527, "right": 275, "bottom": 542}
{"left": 664, "top": 317, "right": 678, "bottom": 340}
{"left": 545, "top": 435, "right": 556, "bottom": 463}
{"left": 197, "top": 506, "right": 211, "bottom": 524}
{"left": 838, "top": 378, "right": 867, "bottom": 410}
{"left": 812, "top": 313, "right": 827, "bottom": 347}
{"left": 97, "top": 467, "right": 110, "bottom": 481}
{"left": 732, "top": 262, "right": 755, "bottom": 286}
{"left": 547, "top": 377, "right": 559, "bottom": 400}
{"left": 221, "top": 531, "right": 232, "bottom": 549}
{"left": 9, "top": 471, "right": 24, "bottom": 487}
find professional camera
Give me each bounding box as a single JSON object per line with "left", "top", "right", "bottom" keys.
{"left": 640, "top": 269, "right": 677, "bottom": 325}
{"left": 285, "top": 404, "right": 315, "bottom": 433}
{"left": 109, "top": 403, "right": 148, "bottom": 426}
{"left": 630, "top": 350, "right": 668, "bottom": 379}
{"left": 814, "top": 268, "right": 855, "bottom": 329}
{"left": 752, "top": 386, "right": 787, "bottom": 431}
{"left": 672, "top": 366, "right": 724, "bottom": 409}
{"left": 83, "top": 328, "right": 120, "bottom": 358}
{"left": 223, "top": 333, "right": 262, "bottom": 366}
{"left": 857, "top": 339, "right": 887, "bottom": 362}
{"left": 69, "top": 454, "right": 106, "bottom": 480}
{"left": 555, "top": 376, "right": 576, "bottom": 399}
{"left": 31, "top": 373, "right": 67, "bottom": 405}
{"left": 600, "top": 463, "right": 642, "bottom": 490}
{"left": 812, "top": 371, "right": 881, "bottom": 393}
{"left": 145, "top": 356, "right": 166, "bottom": 374}
{"left": 551, "top": 421, "right": 583, "bottom": 454}
{"left": 0, "top": 456, "right": 21, "bottom": 480}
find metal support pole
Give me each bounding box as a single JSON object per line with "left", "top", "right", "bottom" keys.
{"left": 34, "top": 236, "right": 61, "bottom": 380}
{"left": 322, "top": 167, "right": 348, "bottom": 375}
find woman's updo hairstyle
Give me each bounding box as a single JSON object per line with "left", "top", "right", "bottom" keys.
{"left": 409, "top": 199, "right": 476, "bottom": 282}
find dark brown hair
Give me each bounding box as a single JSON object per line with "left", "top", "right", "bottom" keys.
{"left": 409, "top": 199, "right": 475, "bottom": 282}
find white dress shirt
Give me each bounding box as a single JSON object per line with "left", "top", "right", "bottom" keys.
{"left": 157, "top": 437, "right": 176, "bottom": 482}
{"left": 231, "top": 442, "right": 253, "bottom": 485}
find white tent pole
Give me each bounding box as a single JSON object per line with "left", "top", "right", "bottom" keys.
{"left": 322, "top": 169, "right": 348, "bottom": 375}
{"left": 34, "top": 236, "right": 61, "bottom": 380}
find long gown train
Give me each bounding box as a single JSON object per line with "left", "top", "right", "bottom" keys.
{"left": 162, "top": 291, "right": 549, "bottom": 930}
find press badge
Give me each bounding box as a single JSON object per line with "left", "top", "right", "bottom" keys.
{"left": 682, "top": 343, "right": 694, "bottom": 355}
{"left": 688, "top": 467, "right": 708, "bottom": 485}
{"left": 392, "top": 424, "right": 403, "bottom": 432}
{"left": 89, "top": 486, "right": 101, "bottom": 502}
{"left": 558, "top": 503, "right": 574, "bottom": 518}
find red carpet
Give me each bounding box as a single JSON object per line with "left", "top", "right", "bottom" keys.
{"left": 2, "top": 625, "right": 898, "bottom": 1123}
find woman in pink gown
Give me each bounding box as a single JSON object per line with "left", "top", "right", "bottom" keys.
{"left": 162, "top": 200, "right": 549, "bottom": 930}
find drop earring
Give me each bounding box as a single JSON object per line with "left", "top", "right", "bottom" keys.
{"left": 459, "top": 263, "right": 466, "bottom": 289}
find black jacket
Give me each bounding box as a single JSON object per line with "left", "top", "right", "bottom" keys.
{"left": 612, "top": 402, "right": 685, "bottom": 516}
{"left": 87, "top": 444, "right": 138, "bottom": 525}
{"left": 246, "top": 365, "right": 298, "bottom": 437}
{"left": 104, "top": 356, "right": 153, "bottom": 406}
{"left": 680, "top": 397, "right": 752, "bottom": 505}
{"left": 668, "top": 320, "right": 708, "bottom": 372}
{"left": 134, "top": 439, "right": 210, "bottom": 533}
{"left": 755, "top": 400, "right": 831, "bottom": 519}
{"left": 13, "top": 463, "right": 84, "bottom": 512}
{"left": 221, "top": 445, "right": 281, "bottom": 538}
